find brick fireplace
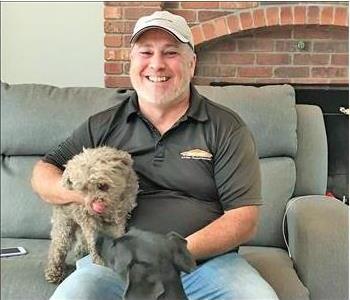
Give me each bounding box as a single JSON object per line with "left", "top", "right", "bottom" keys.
{"left": 104, "top": 1, "right": 348, "bottom": 88}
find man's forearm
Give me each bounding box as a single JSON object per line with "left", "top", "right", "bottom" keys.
{"left": 186, "top": 205, "right": 259, "bottom": 260}
{"left": 31, "top": 160, "right": 83, "bottom": 205}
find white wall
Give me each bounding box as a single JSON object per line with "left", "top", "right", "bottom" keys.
{"left": 1, "top": 2, "right": 104, "bottom": 87}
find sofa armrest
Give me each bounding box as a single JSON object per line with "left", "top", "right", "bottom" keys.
{"left": 286, "top": 195, "right": 348, "bottom": 300}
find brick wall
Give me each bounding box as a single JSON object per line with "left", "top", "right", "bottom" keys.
{"left": 104, "top": 1, "right": 349, "bottom": 88}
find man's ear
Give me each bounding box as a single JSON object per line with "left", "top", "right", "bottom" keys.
{"left": 167, "top": 231, "right": 196, "bottom": 273}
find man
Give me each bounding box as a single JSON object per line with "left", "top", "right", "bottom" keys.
{"left": 31, "top": 10, "right": 278, "bottom": 300}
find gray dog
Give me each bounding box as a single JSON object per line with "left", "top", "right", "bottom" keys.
{"left": 96, "top": 228, "right": 196, "bottom": 300}
{"left": 44, "top": 146, "right": 138, "bottom": 283}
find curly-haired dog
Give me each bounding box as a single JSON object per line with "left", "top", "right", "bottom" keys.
{"left": 96, "top": 228, "right": 196, "bottom": 300}
{"left": 44, "top": 146, "right": 138, "bottom": 283}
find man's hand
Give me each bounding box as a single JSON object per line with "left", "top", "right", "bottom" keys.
{"left": 186, "top": 205, "right": 259, "bottom": 260}
{"left": 31, "top": 160, "right": 84, "bottom": 205}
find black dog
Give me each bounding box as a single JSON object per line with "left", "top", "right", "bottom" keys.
{"left": 96, "top": 228, "right": 196, "bottom": 300}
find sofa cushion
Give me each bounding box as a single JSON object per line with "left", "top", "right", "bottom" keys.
{"left": 1, "top": 238, "right": 57, "bottom": 300}
{"left": 195, "top": 85, "right": 297, "bottom": 159}
{"left": 240, "top": 246, "right": 309, "bottom": 300}
{"left": 247, "top": 157, "right": 296, "bottom": 248}
{"left": 1, "top": 82, "right": 133, "bottom": 156}
{"left": 1, "top": 156, "right": 51, "bottom": 238}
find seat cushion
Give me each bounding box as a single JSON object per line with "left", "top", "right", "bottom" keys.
{"left": 1, "top": 238, "right": 57, "bottom": 300}
{"left": 239, "top": 246, "right": 309, "bottom": 300}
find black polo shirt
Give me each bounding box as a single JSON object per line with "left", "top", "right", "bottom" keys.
{"left": 44, "top": 85, "right": 262, "bottom": 238}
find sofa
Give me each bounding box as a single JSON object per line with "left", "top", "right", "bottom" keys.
{"left": 1, "top": 81, "right": 348, "bottom": 300}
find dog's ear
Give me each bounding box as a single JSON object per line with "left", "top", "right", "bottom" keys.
{"left": 167, "top": 231, "right": 196, "bottom": 273}
{"left": 123, "top": 263, "right": 165, "bottom": 300}
{"left": 113, "top": 151, "right": 133, "bottom": 167}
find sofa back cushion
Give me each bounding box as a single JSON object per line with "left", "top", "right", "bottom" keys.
{"left": 1, "top": 82, "right": 131, "bottom": 238}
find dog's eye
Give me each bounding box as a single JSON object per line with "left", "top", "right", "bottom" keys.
{"left": 66, "top": 178, "right": 73, "bottom": 186}
{"left": 97, "top": 183, "right": 109, "bottom": 191}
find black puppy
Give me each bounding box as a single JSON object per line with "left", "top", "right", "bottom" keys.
{"left": 96, "top": 228, "right": 196, "bottom": 300}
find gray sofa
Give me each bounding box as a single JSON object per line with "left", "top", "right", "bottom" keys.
{"left": 1, "top": 82, "right": 348, "bottom": 300}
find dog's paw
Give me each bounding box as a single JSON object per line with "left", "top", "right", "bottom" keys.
{"left": 44, "top": 265, "right": 65, "bottom": 284}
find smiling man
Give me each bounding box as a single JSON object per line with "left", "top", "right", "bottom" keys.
{"left": 32, "top": 10, "right": 278, "bottom": 300}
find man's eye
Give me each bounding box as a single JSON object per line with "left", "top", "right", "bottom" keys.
{"left": 140, "top": 51, "right": 152, "bottom": 56}
{"left": 166, "top": 51, "right": 177, "bottom": 57}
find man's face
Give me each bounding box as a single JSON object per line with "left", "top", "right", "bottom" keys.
{"left": 129, "top": 29, "right": 196, "bottom": 107}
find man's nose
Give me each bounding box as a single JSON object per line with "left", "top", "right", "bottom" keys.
{"left": 149, "top": 53, "right": 165, "bottom": 70}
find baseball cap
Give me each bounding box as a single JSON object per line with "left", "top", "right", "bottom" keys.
{"left": 130, "top": 11, "right": 194, "bottom": 50}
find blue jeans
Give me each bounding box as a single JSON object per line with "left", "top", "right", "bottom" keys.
{"left": 51, "top": 252, "right": 279, "bottom": 300}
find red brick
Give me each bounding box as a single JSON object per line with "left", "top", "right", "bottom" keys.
{"left": 192, "top": 76, "right": 214, "bottom": 86}
{"left": 219, "top": 53, "right": 255, "bottom": 65}
{"left": 280, "top": 6, "right": 293, "bottom": 25}
{"left": 320, "top": 7, "right": 334, "bottom": 25}
{"left": 123, "top": 34, "right": 132, "bottom": 47}
{"left": 227, "top": 14, "right": 241, "bottom": 33}
{"left": 141, "top": 2, "right": 162, "bottom": 7}
{"left": 105, "top": 62, "right": 123, "bottom": 74}
{"left": 198, "top": 11, "right": 230, "bottom": 23}
{"left": 192, "top": 25, "right": 205, "bottom": 45}
{"left": 202, "top": 21, "right": 216, "bottom": 40}
{"left": 212, "top": 39, "right": 236, "bottom": 51}
{"left": 181, "top": 2, "right": 219, "bottom": 9}
{"left": 255, "top": 28, "right": 291, "bottom": 39}
{"left": 253, "top": 9, "right": 266, "bottom": 28}
{"left": 197, "top": 51, "right": 218, "bottom": 64}
{"left": 104, "top": 6, "right": 122, "bottom": 19}
{"left": 214, "top": 17, "right": 229, "bottom": 37}
{"left": 105, "top": 76, "right": 131, "bottom": 88}
{"left": 294, "top": 6, "right": 306, "bottom": 25}
{"left": 240, "top": 11, "right": 254, "bottom": 29}
{"left": 220, "top": 2, "right": 258, "bottom": 9}
{"left": 257, "top": 54, "right": 290, "bottom": 65}
{"left": 171, "top": 9, "right": 197, "bottom": 23}
{"left": 274, "top": 67, "right": 309, "bottom": 78}
{"left": 104, "top": 34, "right": 122, "bottom": 47}
{"left": 331, "top": 54, "right": 349, "bottom": 65}
{"left": 266, "top": 7, "right": 279, "bottom": 26}
{"left": 238, "top": 67, "right": 273, "bottom": 78}
{"left": 334, "top": 7, "right": 348, "bottom": 26}
{"left": 105, "top": 21, "right": 134, "bottom": 34}
{"left": 294, "top": 54, "right": 330, "bottom": 65}
{"left": 196, "top": 65, "right": 236, "bottom": 77}
{"left": 124, "top": 7, "right": 158, "bottom": 20}
{"left": 294, "top": 27, "right": 332, "bottom": 39}
{"left": 313, "top": 41, "right": 348, "bottom": 53}
{"left": 237, "top": 39, "right": 274, "bottom": 52}
{"left": 104, "top": 49, "right": 130, "bottom": 61}
{"left": 312, "top": 67, "right": 348, "bottom": 78}
{"left": 307, "top": 6, "right": 320, "bottom": 24}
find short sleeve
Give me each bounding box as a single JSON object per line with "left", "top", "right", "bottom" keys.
{"left": 43, "top": 119, "right": 94, "bottom": 170}
{"left": 214, "top": 126, "right": 262, "bottom": 210}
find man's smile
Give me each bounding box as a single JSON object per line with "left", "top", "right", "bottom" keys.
{"left": 146, "top": 76, "right": 170, "bottom": 83}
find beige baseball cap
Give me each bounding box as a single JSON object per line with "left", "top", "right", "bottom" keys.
{"left": 130, "top": 10, "right": 194, "bottom": 50}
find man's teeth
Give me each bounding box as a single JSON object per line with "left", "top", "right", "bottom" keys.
{"left": 147, "top": 76, "right": 169, "bottom": 82}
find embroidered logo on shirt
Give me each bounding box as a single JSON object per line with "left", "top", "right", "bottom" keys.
{"left": 180, "top": 149, "right": 213, "bottom": 161}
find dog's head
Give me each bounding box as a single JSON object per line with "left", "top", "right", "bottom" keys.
{"left": 96, "top": 228, "right": 196, "bottom": 300}
{"left": 61, "top": 147, "right": 138, "bottom": 217}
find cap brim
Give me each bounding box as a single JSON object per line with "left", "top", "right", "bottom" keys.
{"left": 130, "top": 26, "right": 192, "bottom": 49}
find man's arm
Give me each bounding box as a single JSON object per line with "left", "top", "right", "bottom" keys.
{"left": 31, "top": 160, "right": 84, "bottom": 205}
{"left": 186, "top": 205, "right": 259, "bottom": 260}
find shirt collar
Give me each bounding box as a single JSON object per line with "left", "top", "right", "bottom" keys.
{"left": 125, "top": 84, "right": 209, "bottom": 123}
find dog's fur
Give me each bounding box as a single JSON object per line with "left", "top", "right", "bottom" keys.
{"left": 44, "top": 146, "right": 138, "bottom": 283}
{"left": 96, "top": 228, "right": 196, "bottom": 300}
